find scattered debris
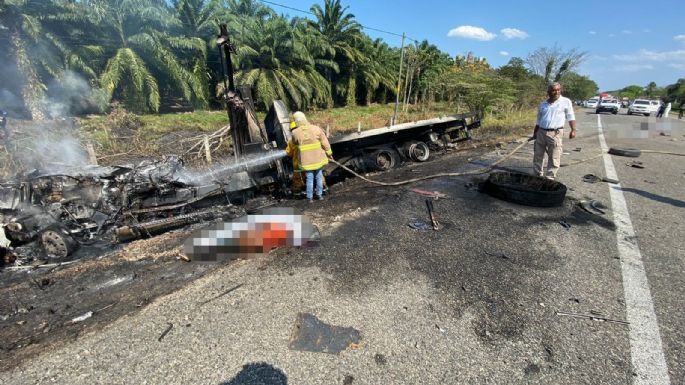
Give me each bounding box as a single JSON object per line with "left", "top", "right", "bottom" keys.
{"left": 573, "top": 148, "right": 582, "bottom": 152}
{"left": 582, "top": 174, "right": 619, "bottom": 184}
{"left": 199, "top": 283, "right": 244, "bottom": 306}
{"left": 288, "top": 313, "right": 362, "bottom": 354}
{"left": 626, "top": 161, "right": 645, "bottom": 169}
{"left": 555, "top": 311, "right": 629, "bottom": 325}
{"left": 408, "top": 221, "right": 431, "bottom": 230}
{"left": 158, "top": 322, "right": 174, "bottom": 342}
{"left": 69, "top": 311, "right": 93, "bottom": 324}
{"left": 410, "top": 188, "right": 447, "bottom": 200}
{"left": 559, "top": 220, "right": 571, "bottom": 230}
{"left": 579, "top": 200, "right": 606, "bottom": 215}
{"left": 374, "top": 353, "right": 387, "bottom": 365}
{"left": 343, "top": 375, "right": 354, "bottom": 385}
{"left": 425, "top": 199, "right": 440, "bottom": 230}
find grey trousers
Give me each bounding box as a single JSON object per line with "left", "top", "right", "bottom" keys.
{"left": 533, "top": 128, "right": 563, "bottom": 179}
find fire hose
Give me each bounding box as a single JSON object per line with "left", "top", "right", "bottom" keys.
{"left": 328, "top": 139, "right": 685, "bottom": 187}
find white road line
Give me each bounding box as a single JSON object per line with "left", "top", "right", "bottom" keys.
{"left": 596, "top": 114, "right": 671, "bottom": 384}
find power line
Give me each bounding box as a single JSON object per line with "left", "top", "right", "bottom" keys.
{"left": 256, "top": 0, "right": 417, "bottom": 43}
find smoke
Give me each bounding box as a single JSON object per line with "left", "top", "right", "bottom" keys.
{"left": 45, "top": 70, "right": 108, "bottom": 118}
{"left": 6, "top": 119, "right": 91, "bottom": 174}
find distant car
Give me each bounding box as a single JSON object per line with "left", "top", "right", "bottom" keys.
{"left": 596, "top": 99, "right": 620, "bottom": 114}
{"left": 628, "top": 99, "right": 653, "bottom": 116}
{"left": 586, "top": 99, "right": 599, "bottom": 108}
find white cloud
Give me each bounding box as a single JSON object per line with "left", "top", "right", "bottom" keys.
{"left": 668, "top": 63, "right": 685, "bottom": 70}
{"left": 499, "top": 51, "right": 510, "bottom": 56}
{"left": 615, "top": 64, "right": 655, "bottom": 72}
{"left": 674, "top": 34, "right": 685, "bottom": 41}
{"left": 500, "top": 28, "right": 529, "bottom": 40}
{"left": 447, "top": 26, "right": 496, "bottom": 41}
{"left": 589, "top": 31, "right": 596, "bottom": 35}
{"left": 622, "top": 30, "right": 632, "bottom": 34}
{"left": 613, "top": 49, "right": 685, "bottom": 62}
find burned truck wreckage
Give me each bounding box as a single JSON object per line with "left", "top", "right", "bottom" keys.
{"left": 0, "top": 25, "right": 480, "bottom": 265}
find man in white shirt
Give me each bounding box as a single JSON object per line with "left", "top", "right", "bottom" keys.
{"left": 533, "top": 82, "right": 577, "bottom": 180}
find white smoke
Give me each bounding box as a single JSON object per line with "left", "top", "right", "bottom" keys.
{"left": 45, "top": 70, "right": 108, "bottom": 118}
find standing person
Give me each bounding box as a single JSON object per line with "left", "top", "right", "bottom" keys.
{"left": 532, "top": 82, "right": 577, "bottom": 180}
{"left": 656, "top": 102, "right": 665, "bottom": 118}
{"left": 285, "top": 111, "right": 333, "bottom": 203}
{"left": 663, "top": 101, "right": 672, "bottom": 118}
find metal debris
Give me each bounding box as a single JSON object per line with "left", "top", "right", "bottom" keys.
{"left": 288, "top": 313, "right": 361, "bottom": 354}
{"left": 425, "top": 199, "right": 440, "bottom": 230}
{"left": 69, "top": 311, "right": 93, "bottom": 323}
{"left": 410, "top": 188, "right": 447, "bottom": 200}
{"left": 408, "top": 221, "right": 431, "bottom": 230}
{"left": 158, "top": 322, "right": 174, "bottom": 342}
{"left": 627, "top": 161, "right": 645, "bottom": 169}
{"left": 559, "top": 220, "right": 571, "bottom": 230}
{"left": 555, "top": 311, "right": 629, "bottom": 325}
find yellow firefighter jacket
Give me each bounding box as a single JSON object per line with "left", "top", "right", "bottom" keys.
{"left": 286, "top": 124, "right": 332, "bottom": 171}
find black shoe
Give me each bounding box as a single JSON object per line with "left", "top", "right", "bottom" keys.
{"left": 315, "top": 195, "right": 323, "bottom": 201}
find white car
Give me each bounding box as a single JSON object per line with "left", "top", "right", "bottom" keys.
{"left": 650, "top": 100, "right": 661, "bottom": 114}
{"left": 628, "top": 99, "right": 653, "bottom": 116}
{"left": 586, "top": 99, "right": 599, "bottom": 108}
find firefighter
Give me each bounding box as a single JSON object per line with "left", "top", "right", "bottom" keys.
{"left": 286, "top": 111, "right": 332, "bottom": 203}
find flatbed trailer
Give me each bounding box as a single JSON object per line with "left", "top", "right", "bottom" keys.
{"left": 324, "top": 112, "right": 480, "bottom": 173}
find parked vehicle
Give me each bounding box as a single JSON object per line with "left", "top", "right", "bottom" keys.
{"left": 596, "top": 99, "right": 620, "bottom": 114}
{"left": 628, "top": 99, "right": 653, "bottom": 116}
{"left": 586, "top": 97, "right": 600, "bottom": 108}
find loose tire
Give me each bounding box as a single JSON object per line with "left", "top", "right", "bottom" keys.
{"left": 481, "top": 172, "right": 567, "bottom": 207}
{"left": 608, "top": 147, "right": 641, "bottom": 157}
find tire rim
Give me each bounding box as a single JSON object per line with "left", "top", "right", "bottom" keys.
{"left": 41, "top": 230, "right": 70, "bottom": 259}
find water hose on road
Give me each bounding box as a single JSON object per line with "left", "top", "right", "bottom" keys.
{"left": 328, "top": 140, "right": 530, "bottom": 187}
{"left": 329, "top": 140, "right": 685, "bottom": 187}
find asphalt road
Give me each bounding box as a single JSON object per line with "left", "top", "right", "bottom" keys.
{"left": 2, "top": 110, "right": 683, "bottom": 385}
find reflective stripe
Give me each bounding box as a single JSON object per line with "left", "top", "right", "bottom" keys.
{"left": 298, "top": 143, "right": 321, "bottom": 151}
{"left": 300, "top": 158, "right": 328, "bottom": 171}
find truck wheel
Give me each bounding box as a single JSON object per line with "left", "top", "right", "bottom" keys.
{"left": 402, "top": 141, "right": 430, "bottom": 162}
{"left": 627, "top": 111, "right": 632, "bottom": 115}
{"left": 612, "top": 110, "right": 618, "bottom": 115}
{"left": 370, "top": 149, "right": 398, "bottom": 171}
{"left": 41, "top": 227, "right": 77, "bottom": 260}
{"left": 481, "top": 172, "right": 567, "bottom": 207}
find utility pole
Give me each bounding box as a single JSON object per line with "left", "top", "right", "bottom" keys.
{"left": 391, "top": 32, "right": 405, "bottom": 127}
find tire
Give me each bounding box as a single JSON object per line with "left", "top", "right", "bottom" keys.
{"left": 481, "top": 172, "right": 567, "bottom": 207}
{"left": 368, "top": 148, "right": 399, "bottom": 171}
{"left": 612, "top": 110, "right": 618, "bottom": 115}
{"left": 608, "top": 147, "right": 641, "bottom": 157}
{"left": 402, "top": 141, "right": 430, "bottom": 162}
{"left": 644, "top": 113, "right": 650, "bottom": 117}
{"left": 40, "top": 227, "right": 78, "bottom": 260}
{"left": 627, "top": 111, "right": 632, "bottom": 115}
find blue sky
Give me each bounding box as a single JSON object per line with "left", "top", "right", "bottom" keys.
{"left": 270, "top": 0, "right": 685, "bottom": 92}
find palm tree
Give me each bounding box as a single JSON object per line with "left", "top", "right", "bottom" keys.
{"left": 308, "top": 0, "right": 362, "bottom": 106}
{"left": 78, "top": 0, "right": 207, "bottom": 112}
{"left": 230, "top": 17, "right": 331, "bottom": 110}
{"left": 0, "top": 0, "right": 88, "bottom": 119}
{"left": 354, "top": 37, "right": 396, "bottom": 105}
{"left": 225, "top": 0, "right": 275, "bottom": 19}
